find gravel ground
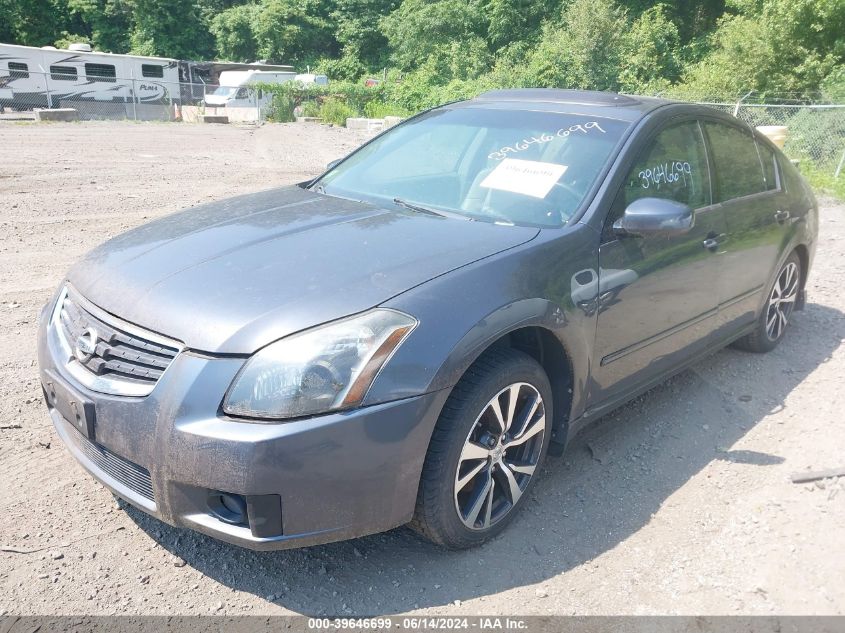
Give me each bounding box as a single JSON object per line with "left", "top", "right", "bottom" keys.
{"left": 0, "top": 121, "right": 843, "bottom": 617}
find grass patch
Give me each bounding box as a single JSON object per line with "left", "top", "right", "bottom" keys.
{"left": 320, "top": 97, "right": 357, "bottom": 126}
{"left": 803, "top": 163, "right": 845, "bottom": 201}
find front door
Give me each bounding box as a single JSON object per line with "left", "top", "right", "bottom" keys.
{"left": 590, "top": 119, "right": 726, "bottom": 407}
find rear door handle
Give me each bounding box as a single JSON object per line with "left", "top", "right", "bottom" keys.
{"left": 774, "top": 210, "right": 790, "bottom": 224}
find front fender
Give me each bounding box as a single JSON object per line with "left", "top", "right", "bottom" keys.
{"left": 366, "top": 227, "right": 600, "bottom": 426}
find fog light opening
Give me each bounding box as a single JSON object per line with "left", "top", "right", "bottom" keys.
{"left": 207, "top": 491, "right": 248, "bottom": 526}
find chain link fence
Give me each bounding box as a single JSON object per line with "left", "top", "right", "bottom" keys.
{"left": 0, "top": 68, "right": 264, "bottom": 123}
{"left": 2, "top": 67, "right": 844, "bottom": 177}
{"left": 697, "top": 100, "right": 845, "bottom": 177}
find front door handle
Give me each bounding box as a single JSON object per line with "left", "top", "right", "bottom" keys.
{"left": 774, "top": 210, "right": 790, "bottom": 224}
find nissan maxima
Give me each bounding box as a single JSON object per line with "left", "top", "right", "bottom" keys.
{"left": 37, "top": 89, "right": 817, "bottom": 550}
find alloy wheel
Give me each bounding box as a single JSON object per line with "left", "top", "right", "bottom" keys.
{"left": 765, "top": 261, "right": 799, "bottom": 342}
{"left": 454, "top": 382, "right": 546, "bottom": 530}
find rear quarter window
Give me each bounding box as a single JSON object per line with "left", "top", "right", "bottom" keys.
{"left": 704, "top": 122, "right": 766, "bottom": 202}
{"left": 756, "top": 140, "right": 781, "bottom": 192}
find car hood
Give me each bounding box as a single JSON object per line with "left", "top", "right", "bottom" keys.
{"left": 68, "top": 186, "right": 539, "bottom": 353}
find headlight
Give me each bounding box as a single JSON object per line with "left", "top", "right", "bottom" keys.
{"left": 223, "top": 309, "right": 417, "bottom": 419}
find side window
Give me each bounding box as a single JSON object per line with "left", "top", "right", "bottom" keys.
{"left": 603, "top": 121, "right": 711, "bottom": 240}
{"left": 235, "top": 87, "right": 250, "bottom": 99}
{"left": 8, "top": 62, "right": 29, "bottom": 79}
{"left": 624, "top": 122, "right": 711, "bottom": 209}
{"left": 50, "top": 65, "right": 77, "bottom": 81}
{"left": 756, "top": 140, "right": 780, "bottom": 192}
{"left": 141, "top": 64, "right": 164, "bottom": 79}
{"left": 704, "top": 122, "right": 766, "bottom": 201}
{"left": 84, "top": 63, "right": 116, "bottom": 83}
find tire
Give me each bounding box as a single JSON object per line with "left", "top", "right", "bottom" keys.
{"left": 411, "top": 348, "right": 553, "bottom": 549}
{"left": 733, "top": 251, "right": 802, "bottom": 353}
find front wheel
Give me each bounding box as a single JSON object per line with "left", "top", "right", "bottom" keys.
{"left": 411, "top": 349, "right": 552, "bottom": 549}
{"left": 733, "top": 251, "right": 802, "bottom": 353}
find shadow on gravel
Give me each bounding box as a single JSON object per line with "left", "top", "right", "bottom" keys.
{"left": 127, "top": 302, "right": 843, "bottom": 616}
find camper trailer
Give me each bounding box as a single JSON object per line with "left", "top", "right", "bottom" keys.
{"left": 204, "top": 69, "right": 297, "bottom": 108}
{"left": 0, "top": 42, "right": 180, "bottom": 109}
{"left": 203, "top": 70, "right": 329, "bottom": 108}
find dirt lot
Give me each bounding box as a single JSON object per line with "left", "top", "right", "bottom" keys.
{"left": 1, "top": 121, "right": 843, "bottom": 617}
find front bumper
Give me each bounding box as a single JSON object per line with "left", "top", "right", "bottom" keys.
{"left": 37, "top": 309, "right": 448, "bottom": 550}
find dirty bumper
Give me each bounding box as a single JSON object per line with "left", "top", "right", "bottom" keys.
{"left": 38, "top": 329, "right": 447, "bottom": 551}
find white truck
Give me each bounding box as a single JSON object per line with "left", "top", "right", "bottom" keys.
{"left": 203, "top": 70, "right": 328, "bottom": 108}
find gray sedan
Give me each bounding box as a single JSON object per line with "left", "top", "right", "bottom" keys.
{"left": 37, "top": 89, "right": 817, "bottom": 550}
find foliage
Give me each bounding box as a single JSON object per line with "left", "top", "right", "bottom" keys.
{"left": 525, "top": 0, "right": 629, "bottom": 91}
{"left": 211, "top": 0, "right": 336, "bottom": 66}
{"left": 319, "top": 96, "right": 357, "bottom": 126}
{"left": 64, "top": 0, "right": 132, "bottom": 53}
{"left": 332, "top": 0, "right": 399, "bottom": 69}
{"left": 128, "top": 0, "right": 215, "bottom": 59}
{"left": 618, "top": 4, "right": 681, "bottom": 93}
{"left": 363, "top": 99, "right": 410, "bottom": 118}
{"left": 802, "top": 164, "right": 845, "bottom": 201}
{"left": 0, "top": 0, "right": 843, "bottom": 118}
{"left": 785, "top": 108, "right": 845, "bottom": 164}
{"left": 677, "top": 0, "right": 845, "bottom": 99}
{"left": 486, "top": 0, "right": 558, "bottom": 50}
{"left": 299, "top": 99, "right": 322, "bottom": 117}
{"left": 209, "top": 3, "right": 259, "bottom": 62}
{"left": 380, "top": 0, "right": 488, "bottom": 71}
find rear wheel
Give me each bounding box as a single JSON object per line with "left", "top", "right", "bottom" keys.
{"left": 733, "top": 251, "right": 801, "bottom": 353}
{"left": 411, "top": 349, "right": 552, "bottom": 549}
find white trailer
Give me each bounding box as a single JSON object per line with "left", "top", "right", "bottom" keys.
{"left": 0, "top": 42, "right": 180, "bottom": 109}
{"left": 203, "top": 69, "right": 298, "bottom": 108}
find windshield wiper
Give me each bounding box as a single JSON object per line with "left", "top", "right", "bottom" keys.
{"left": 392, "top": 198, "right": 470, "bottom": 220}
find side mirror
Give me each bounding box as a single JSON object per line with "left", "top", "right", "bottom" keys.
{"left": 326, "top": 158, "right": 342, "bottom": 170}
{"left": 613, "top": 197, "right": 694, "bottom": 238}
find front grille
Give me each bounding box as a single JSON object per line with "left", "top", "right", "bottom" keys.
{"left": 76, "top": 434, "right": 155, "bottom": 502}
{"left": 51, "top": 287, "right": 180, "bottom": 396}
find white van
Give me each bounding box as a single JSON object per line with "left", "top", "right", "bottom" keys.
{"left": 204, "top": 70, "right": 296, "bottom": 108}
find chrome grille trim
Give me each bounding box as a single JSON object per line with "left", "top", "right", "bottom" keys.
{"left": 49, "top": 285, "right": 182, "bottom": 397}
{"left": 76, "top": 434, "right": 155, "bottom": 502}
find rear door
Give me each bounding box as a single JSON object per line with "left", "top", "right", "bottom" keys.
{"left": 702, "top": 121, "right": 787, "bottom": 337}
{"left": 591, "top": 119, "right": 726, "bottom": 406}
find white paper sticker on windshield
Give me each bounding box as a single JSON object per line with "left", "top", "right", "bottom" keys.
{"left": 480, "top": 158, "right": 568, "bottom": 199}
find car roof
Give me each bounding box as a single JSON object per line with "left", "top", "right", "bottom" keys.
{"left": 448, "top": 89, "right": 675, "bottom": 123}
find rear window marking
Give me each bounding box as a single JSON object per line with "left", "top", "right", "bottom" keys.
{"left": 489, "top": 121, "right": 607, "bottom": 161}
{"left": 480, "top": 158, "right": 569, "bottom": 199}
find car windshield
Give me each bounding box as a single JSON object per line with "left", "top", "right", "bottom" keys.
{"left": 211, "top": 85, "right": 236, "bottom": 97}
{"left": 313, "top": 107, "right": 628, "bottom": 227}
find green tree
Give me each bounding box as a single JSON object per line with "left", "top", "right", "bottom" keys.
{"left": 129, "top": 0, "right": 214, "bottom": 59}
{"left": 251, "top": 0, "right": 337, "bottom": 65}
{"left": 210, "top": 3, "right": 259, "bottom": 61}
{"left": 332, "top": 0, "right": 399, "bottom": 70}
{"left": 381, "top": 0, "right": 489, "bottom": 70}
{"left": 210, "top": 0, "right": 337, "bottom": 65}
{"left": 527, "top": 0, "right": 628, "bottom": 90}
{"left": 619, "top": 4, "right": 681, "bottom": 93}
{"left": 680, "top": 0, "right": 845, "bottom": 99}
{"left": 486, "top": 0, "right": 559, "bottom": 50}
{"left": 66, "top": 0, "right": 132, "bottom": 52}
{"left": 0, "top": 0, "right": 73, "bottom": 47}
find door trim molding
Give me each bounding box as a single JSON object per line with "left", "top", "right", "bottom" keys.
{"left": 600, "top": 307, "right": 718, "bottom": 366}
{"left": 720, "top": 284, "right": 765, "bottom": 310}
